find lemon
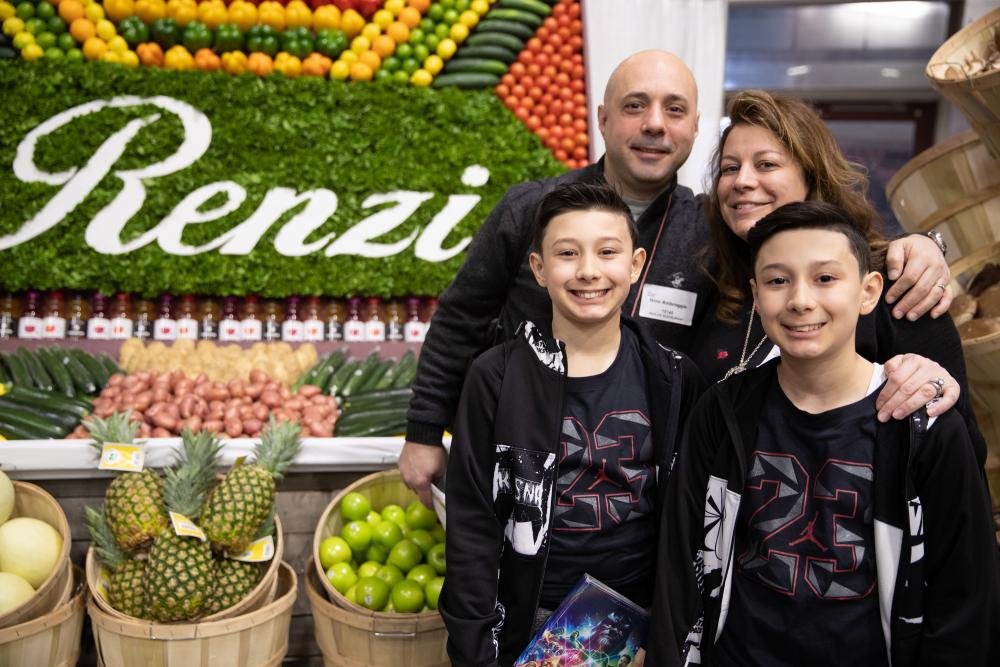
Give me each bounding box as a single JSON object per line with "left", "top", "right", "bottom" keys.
{"left": 95, "top": 17, "right": 115, "bottom": 40}
{"left": 470, "top": 0, "right": 488, "bottom": 15}
{"left": 409, "top": 68, "right": 432, "bottom": 87}
{"left": 83, "top": 2, "right": 103, "bottom": 22}
{"left": 2, "top": 15, "right": 24, "bottom": 35}
{"left": 120, "top": 49, "right": 138, "bottom": 66}
{"left": 449, "top": 22, "right": 468, "bottom": 43}
{"left": 0, "top": 2, "right": 15, "bottom": 21}
{"left": 459, "top": 9, "right": 477, "bottom": 28}
{"left": 11, "top": 29, "right": 33, "bottom": 48}
{"left": 329, "top": 59, "right": 350, "bottom": 80}
{"left": 360, "top": 22, "right": 380, "bottom": 41}
{"left": 20, "top": 40, "right": 42, "bottom": 60}
{"left": 107, "top": 34, "right": 127, "bottom": 53}
{"left": 372, "top": 8, "right": 392, "bottom": 29}
{"left": 423, "top": 53, "right": 442, "bottom": 75}
{"left": 350, "top": 34, "right": 369, "bottom": 53}
{"left": 339, "top": 49, "right": 358, "bottom": 64}
{"left": 435, "top": 37, "right": 455, "bottom": 59}
{"left": 384, "top": 0, "right": 404, "bottom": 17}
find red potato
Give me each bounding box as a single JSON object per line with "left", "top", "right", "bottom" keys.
{"left": 224, "top": 405, "right": 241, "bottom": 422}
{"left": 151, "top": 411, "right": 178, "bottom": 431}
{"left": 208, "top": 405, "right": 225, "bottom": 421}
{"left": 208, "top": 400, "right": 225, "bottom": 413}
{"left": 132, "top": 391, "right": 153, "bottom": 411}
{"left": 302, "top": 406, "right": 325, "bottom": 422}
{"left": 175, "top": 379, "right": 194, "bottom": 396}
{"left": 179, "top": 395, "right": 197, "bottom": 419}
{"left": 152, "top": 427, "right": 172, "bottom": 438}
{"left": 194, "top": 383, "right": 212, "bottom": 399}
{"left": 284, "top": 398, "right": 303, "bottom": 411}
{"left": 164, "top": 403, "right": 180, "bottom": 421}
{"left": 239, "top": 405, "right": 256, "bottom": 421}
{"left": 146, "top": 403, "right": 164, "bottom": 420}
{"left": 298, "top": 385, "right": 320, "bottom": 398}
{"left": 246, "top": 383, "right": 264, "bottom": 399}
{"left": 138, "top": 423, "right": 152, "bottom": 438}
{"left": 278, "top": 386, "right": 291, "bottom": 400}
{"left": 180, "top": 416, "right": 202, "bottom": 433}
{"left": 152, "top": 387, "right": 170, "bottom": 404}
{"left": 243, "top": 418, "right": 262, "bottom": 435}
{"left": 252, "top": 403, "right": 269, "bottom": 421}
{"left": 249, "top": 369, "right": 268, "bottom": 384}
{"left": 259, "top": 391, "right": 282, "bottom": 408}
{"left": 202, "top": 419, "right": 223, "bottom": 434}
{"left": 228, "top": 379, "right": 245, "bottom": 398}
{"left": 224, "top": 419, "right": 243, "bottom": 438}
{"left": 194, "top": 373, "right": 209, "bottom": 385}
{"left": 108, "top": 374, "right": 125, "bottom": 387}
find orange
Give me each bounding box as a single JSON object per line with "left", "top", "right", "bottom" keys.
{"left": 383, "top": 0, "right": 405, "bottom": 16}
{"left": 407, "top": 0, "right": 430, "bottom": 12}
{"left": 397, "top": 6, "right": 419, "bottom": 28}
{"left": 81, "top": 35, "right": 106, "bottom": 60}
{"left": 385, "top": 20, "right": 408, "bottom": 44}
{"left": 340, "top": 8, "right": 363, "bottom": 37}
{"left": 349, "top": 61, "right": 373, "bottom": 81}
{"left": 69, "top": 17, "right": 94, "bottom": 42}
{"left": 358, "top": 48, "right": 380, "bottom": 71}
{"left": 58, "top": 0, "right": 84, "bottom": 22}
{"left": 371, "top": 34, "right": 395, "bottom": 58}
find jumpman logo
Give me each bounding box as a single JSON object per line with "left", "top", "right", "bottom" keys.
{"left": 587, "top": 458, "right": 624, "bottom": 491}
{"left": 789, "top": 511, "right": 827, "bottom": 551}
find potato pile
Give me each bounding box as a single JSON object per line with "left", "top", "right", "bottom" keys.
{"left": 66, "top": 369, "right": 337, "bottom": 439}
{"left": 951, "top": 263, "right": 1000, "bottom": 340}
{"left": 119, "top": 339, "right": 318, "bottom": 387}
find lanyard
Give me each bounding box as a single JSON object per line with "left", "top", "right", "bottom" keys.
{"left": 629, "top": 195, "right": 673, "bottom": 318}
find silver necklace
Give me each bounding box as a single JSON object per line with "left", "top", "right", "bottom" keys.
{"left": 721, "top": 305, "right": 770, "bottom": 380}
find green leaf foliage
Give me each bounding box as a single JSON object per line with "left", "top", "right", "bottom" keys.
{"left": 0, "top": 61, "right": 565, "bottom": 297}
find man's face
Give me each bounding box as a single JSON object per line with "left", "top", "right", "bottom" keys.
{"left": 599, "top": 53, "right": 699, "bottom": 202}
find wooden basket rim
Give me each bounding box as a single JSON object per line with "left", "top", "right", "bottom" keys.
{"left": 311, "top": 469, "right": 444, "bottom": 622}
{"left": 926, "top": 6, "right": 1000, "bottom": 87}
{"left": 86, "top": 561, "right": 297, "bottom": 640}
{"left": 951, "top": 240, "right": 1000, "bottom": 349}
{"left": 0, "top": 565, "right": 84, "bottom": 644}
{"left": 885, "top": 129, "right": 992, "bottom": 196}
{"left": 0, "top": 481, "right": 72, "bottom": 629}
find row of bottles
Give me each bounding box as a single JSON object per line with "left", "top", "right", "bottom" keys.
{"left": 0, "top": 292, "right": 438, "bottom": 343}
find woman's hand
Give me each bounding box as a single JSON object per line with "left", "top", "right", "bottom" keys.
{"left": 884, "top": 234, "right": 952, "bottom": 320}
{"left": 876, "top": 353, "right": 959, "bottom": 422}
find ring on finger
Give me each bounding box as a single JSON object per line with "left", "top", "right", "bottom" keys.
{"left": 934, "top": 282, "right": 946, "bottom": 291}
{"left": 925, "top": 377, "right": 945, "bottom": 400}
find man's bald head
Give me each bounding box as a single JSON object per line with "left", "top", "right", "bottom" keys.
{"left": 598, "top": 50, "right": 700, "bottom": 202}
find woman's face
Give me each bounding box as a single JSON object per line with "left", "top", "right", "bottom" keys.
{"left": 716, "top": 124, "right": 810, "bottom": 241}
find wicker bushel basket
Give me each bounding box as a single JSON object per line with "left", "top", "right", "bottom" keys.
{"left": 885, "top": 130, "right": 1000, "bottom": 263}
{"left": 0, "top": 481, "right": 73, "bottom": 630}
{"left": 84, "top": 514, "right": 284, "bottom": 623}
{"left": 926, "top": 6, "right": 1000, "bottom": 158}
{"left": 0, "top": 565, "right": 85, "bottom": 667}
{"left": 87, "top": 560, "right": 296, "bottom": 667}
{"left": 306, "top": 559, "right": 449, "bottom": 667}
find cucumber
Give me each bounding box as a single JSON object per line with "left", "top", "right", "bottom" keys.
{"left": 475, "top": 19, "right": 536, "bottom": 41}
{"left": 327, "top": 359, "right": 362, "bottom": 397}
{"left": 0, "top": 360, "right": 7, "bottom": 384}
{"left": 0, "top": 397, "right": 79, "bottom": 432}
{"left": 499, "top": 0, "right": 552, "bottom": 16}
{"left": 340, "top": 352, "right": 382, "bottom": 398}
{"left": 97, "top": 353, "right": 122, "bottom": 378}
{"left": 452, "top": 44, "right": 518, "bottom": 64}
{"left": 35, "top": 346, "right": 76, "bottom": 398}
{"left": 357, "top": 359, "right": 396, "bottom": 393}
{"left": 444, "top": 58, "right": 509, "bottom": 76}
{"left": 337, "top": 406, "right": 407, "bottom": 428}
{"left": 465, "top": 31, "right": 525, "bottom": 52}
{"left": 292, "top": 354, "right": 329, "bottom": 392}
{"left": 337, "top": 419, "right": 408, "bottom": 438}
{"left": 485, "top": 8, "right": 543, "bottom": 27}
{"left": 0, "top": 417, "right": 46, "bottom": 441}
{"left": 62, "top": 350, "right": 98, "bottom": 395}
{"left": 432, "top": 72, "right": 501, "bottom": 89}
{"left": 0, "top": 383, "right": 91, "bottom": 417}
{"left": 315, "top": 350, "right": 348, "bottom": 393}
{"left": 0, "top": 404, "right": 68, "bottom": 438}
{"left": 1, "top": 353, "right": 31, "bottom": 387}
{"left": 393, "top": 359, "right": 418, "bottom": 389}
{"left": 16, "top": 347, "right": 54, "bottom": 392}
{"left": 70, "top": 348, "right": 110, "bottom": 387}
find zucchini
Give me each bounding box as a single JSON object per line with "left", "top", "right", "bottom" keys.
{"left": 337, "top": 405, "right": 407, "bottom": 426}
{"left": 475, "top": 19, "right": 536, "bottom": 41}
{"left": 35, "top": 347, "right": 76, "bottom": 398}
{"left": 393, "top": 359, "right": 418, "bottom": 389}
{"left": 0, "top": 404, "right": 69, "bottom": 438}
{"left": 0, "top": 359, "right": 7, "bottom": 384}
{"left": 62, "top": 350, "right": 98, "bottom": 395}
{"left": 70, "top": 348, "right": 110, "bottom": 387}
{"left": 0, "top": 417, "right": 47, "bottom": 441}
{"left": 465, "top": 31, "right": 525, "bottom": 52}
{"left": 443, "top": 58, "right": 509, "bottom": 76}
{"left": 0, "top": 353, "right": 31, "bottom": 388}
{"left": 499, "top": 0, "right": 552, "bottom": 16}
{"left": 16, "top": 347, "right": 54, "bottom": 392}
{"left": 337, "top": 419, "right": 408, "bottom": 438}
{"left": 327, "top": 359, "right": 362, "bottom": 397}
{"left": 0, "top": 383, "right": 90, "bottom": 417}
{"left": 432, "top": 72, "right": 501, "bottom": 90}
{"left": 357, "top": 359, "right": 396, "bottom": 393}
{"left": 97, "top": 353, "right": 122, "bottom": 378}
{"left": 485, "top": 8, "right": 543, "bottom": 27}
{"left": 0, "top": 397, "right": 79, "bottom": 432}
{"left": 340, "top": 352, "right": 382, "bottom": 398}
{"left": 313, "top": 357, "right": 340, "bottom": 393}
{"left": 452, "top": 44, "right": 518, "bottom": 64}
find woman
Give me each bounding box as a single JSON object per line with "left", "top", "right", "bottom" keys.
{"left": 692, "top": 90, "right": 984, "bottom": 461}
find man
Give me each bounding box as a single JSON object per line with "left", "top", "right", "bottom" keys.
{"left": 400, "top": 50, "right": 951, "bottom": 507}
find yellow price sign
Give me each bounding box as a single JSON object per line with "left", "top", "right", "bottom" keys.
{"left": 98, "top": 443, "right": 145, "bottom": 472}
{"left": 232, "top": 536, "right": 275, "bottom": 563}
{"left": 169, "top": 511, "right": 207, "bottom": 541}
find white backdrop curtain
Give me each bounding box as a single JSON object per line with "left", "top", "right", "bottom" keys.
{"left": 581, "top": 0, "right": 729, "bottom": 193}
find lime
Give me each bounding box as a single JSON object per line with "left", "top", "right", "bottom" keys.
{"left": 407, "top": 529, "right": 434, "bottom": 555}
{"left": 391, "top": 580, "right": 425, "bottom": 613}
{"left": 405, "top": 501, "right": 439, "bottom": 531}
{"left": 358, "top": 560, "right": 381, "bottom": 578}
{"left": 374, "top": 563, "right": 404, "bottom": 588}
{"left": 366, "top": 510, "right": 382, "bottom": 526}
{"left": 427, "top": 542, "right": 446, "bottom": 574}
{"left": 427, "top": 4, "right": 443, "bottom": 21}
{"left": 440, "top": 0, "right": 455, "bottom": 8}
{"left": 319, "top": 536, "right": 353, "bottom": 570}
{"left": 35, "top": 2, "right": 54, "bottom": 20}
{"left": 340, "top": 492, "right": 371, "bottom": 522}
{"left": 382, "top": 55, "right": 400, "bottom": 71}
{"left": 372, "top": 519, "right": 403, "bottom": 551}
{"left": 354, "top": 577, "right": 390, "bottom": 611}
{"left": 35, "top": 31, "right": 56, "bottom": 48}
{"left": 24, "top": 17, "right": 44, "bottom": 34}
{"left": 424, "top": 33, "right": 439, "bottom": 52}
{"left": 392, "top": 42, "right": 411, "bottom": 60}
{"left": 365, "top": 543, "right": 388, "bottom": 564}
{"left": 64, "top": 46, "right": 82, "bottom": 61}
{"left": 46, "top": 15, "right": 64, "bottom": 33}
{"left": 408, "top": 27, "right": 424, "bottom": 44}
{"left": 391, "top": 69, "right": 409, "bottom": 84}
{"left": 388, "top": 539, "right": 423, "bottom": 573}
{"left": 374, "top": 68, "right": 392, "bottom": 82}
{"left": 400, "top": 56, "right": 419, "bottom": 74}
{"left": 455, "top": 0, "right": 470, "bottom": 11}
{"left": 341, "top": 520, "right": 373, "bottom": 554}
{"left": 434, "top": 23, "right": 449, "bottom": 39}
{"left": 442, "top": 9, "right": 459, "bottom": 25}
{"left": 56, "top": 32, "right": 74, "bottom": 49}
{"left": 326, "top": 561, "right": 358, "bottom": 595}
{"left": 411, "top": 43, "right": 428, "bottom": 62}
{"left": 43, "top": 45, "right": 61, "bottom": 58}
{"left": 14, "top": 2, "right": 33, "bottom": 20}
{"left": 425, "top": 576, "right": 444, "bottom": 610}
{"left": 406, "top": 563, "right": 436, "bottom": 587}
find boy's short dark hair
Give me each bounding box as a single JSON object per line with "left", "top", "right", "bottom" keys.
{"left": 747, "top": 201, "right": 873, "bottom": 275}
{"left": 533, "top": 181, "right": 638, "bottom": 251}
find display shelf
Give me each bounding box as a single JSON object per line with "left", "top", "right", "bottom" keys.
{"left": 0, "top": 338, "right": 421, "bottom": 357}
{"left": 0, "top": 437, "right": 405, "bottom": 480}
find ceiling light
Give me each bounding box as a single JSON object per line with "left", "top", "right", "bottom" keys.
{"left": 786, "top": 65, "right": 811, "bottom": 77}
{"left": 880, "top": 67, "right": 901, "bottom": 78}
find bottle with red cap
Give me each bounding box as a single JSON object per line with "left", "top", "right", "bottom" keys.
{"left": 153, "top": 294, "right": 177, "bottom": 341}
{"left": 110, "top": 293, "right": 133, "bottom": 339}
{"left": 175, "top": 295, "right": 198, "bottom": 340}
{"left": 343, "top": 297, "right": 365, "bottom": 342}
{"left": 88, "top": 293, "right": 110, "bottom": 339}
{"left": 240, "top": 295, "right": 261, "bottom": 341}
{"left": 281, "top": 296, "right": 304, "bottom": 342}
{"left": 364, "top": 297, "right": 385, "bottom": 342}
{"left": 219, "top": 296, "right": 242, "bottom": 341}
{"left": 303, "top": 296, "right": 325, "bottom": 342}
{"left": 17, "top": 291, "right": 42, "bottom": 339}
{"left": 41, "top": 291, "right": 66, "bottom": 339}
{"left": 403, "top": 297, "right": 426, "bottom": 343}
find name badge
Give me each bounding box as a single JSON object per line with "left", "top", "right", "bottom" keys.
{"left": 638, "top": 284, "right": 697, "bottom": 327}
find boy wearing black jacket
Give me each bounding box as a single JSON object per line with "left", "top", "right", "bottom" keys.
{"left": 439, "top": 182, "right": 704, "bottom": 667}
{"left": 649, "top": 201, "right": 1000, "bottom": 666}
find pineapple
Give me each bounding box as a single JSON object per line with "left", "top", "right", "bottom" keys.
{"left": 204, "top": 559, "right": 262, "bottom": 615}
{"left": 87, "top": 411, "right": 167, "bottom": 553}
{"left": 84, "top": 506, "right": 149, "bottom": 618}
{"left": 145, "top": 430, "right": 222, "bottom": 622}
{"left": 201, "top": 418, "right": 301, "bottom": 556}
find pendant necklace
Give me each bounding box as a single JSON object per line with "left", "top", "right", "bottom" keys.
{"left": 721, "top": 305, "right": 770, "bottom": 381}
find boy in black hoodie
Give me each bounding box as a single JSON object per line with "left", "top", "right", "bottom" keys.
{"left": 439, "top": 182, "right": 704, "bottom": 667}
{"left": 649, "top": 201, "right": 1000, "bottom": 666}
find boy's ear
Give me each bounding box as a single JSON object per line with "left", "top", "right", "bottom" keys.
{"left": 529, "top": 251, "right": 547, "bottom": 288}
{"left": 859, "top": 271, "right": 883, "bottom": 315}
{"left": 750, "top": 278, "right": 758, "bottom": 305}
{"left": 630, "top": 247, "right": 647, "bottom": 284}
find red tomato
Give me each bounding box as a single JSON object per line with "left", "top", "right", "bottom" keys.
{"left": 559, "top": 113, "right": 574, "bottom": 127}
{"left": 568, "top": 3, "right": 580, "bottom": 18}
{"left": 543, "top": 17, "right": 557, "bottom": 31}
{"left": 571, "top": 19, "right": 582, "bottom": 35}
{"left": 570, "top": 79, "right": 585, "bottom": 92}
{"left": 572, "top": 53, "right": 583, "bottom": 64}
{"left": 543, "top": 44, "right": 555, "bottom": 55}
{"left": 509, "top": 63, "right": 525, "bottom": 78}
{"left": 575, "top": 132, "right": 589, "bottom": 147}
{"left": 522, "top": 96, "right": 535, "bottom": 109}
{"left": 552, "top": 3, "right": 565, "bottom": 16}
{"left": 545, "top": 136, "right": 560, "bottom": 150}
{"left": 558, "top": 87, "right": 572, "bottom": 101}
{"left": 535, "top": 52, "right": 549, "bottom": 67}
{"left": 519, "top": 50, "right": 533, "bottom": 65}
{"left": 496, "top": 84, "right": 510, "bottom": 97}
{"left": 541, "top": 92, "right": 554, "bottom": 106}
{"left": 537, "top": 127, "right": 549, "bottom": 141}
{"left": 572, "top": 146, "right": 588, "bottom": 160}
{"left": 527, "top": 37, "right": 542, "bottom": 51}
{"left": 527, "top": 63, "right": 541, "bottom": 77}
{"left": 555, "top": 149, "right": 569, "bottom": 162}
{"left": 573, "top": 105, "right": 587, "bottom": 120}
{"left": 502, "top": 73, "right": 516, "bottom": 86}
{"left": 557, "top": 14, "right": 570, "bottom": 27}
{"left": 529, "top": 86, "right": 543, "bottom": 101}
{"left": 548, "top": 33, "right": 563, "bottom": 48}
{"left": 527, "top": 115, "right": 541, "bottom": 130}
{"left": 544, "top": 114, "right": 557, "bottom": 128}
{"left": 521, "top": 75, "right": 535, "bottom": 89}
{"left": 543, "top": 65, "right": 557, "bottom": 78}
{"left": 559, "top": 59, "right": 574, "bottom": 74}
{"left": 559, "top": 44, "right": 573, "bottom": 58}
{"left": 555, "top": 72, "right": 570, "bottom": 86}
{"left": 512, "top": 84, "right": 526, "bottom": 98}
{"left": 549, "top": 124, "right": 564, "bottom": 139}
{"left": 536, "top": 75, "right": 551, "bottom": 89}
{"left": 560, "top": 137, "right": 575, "bottom": 151}
{"left": 549, "top": 100, "right": 563, "bottom": 115}
{"left": 569, "top": 35, "right": 583, "bottom": 51}
{"left": 534, "top": 103, "right": 548, "bottom": 117}
{"left": 504, "top": 96, "right": 519, "bottom": 110}
{"left": 572, "top": 92, "right": 586, "bottom": 106}
{"left": 515, "top": 107, "right": 530, "bottom": 121}
{"left": 537, "top": 27, "right": 549, "bottom": 40}
{"left": 573, "top": 118, "right": 587, "bottom": 132}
